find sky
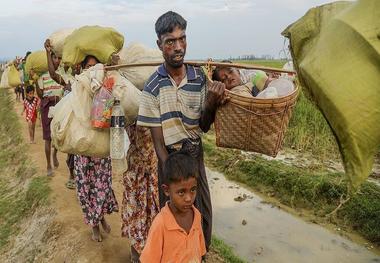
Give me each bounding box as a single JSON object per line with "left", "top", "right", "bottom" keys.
{"left": 0, "top": 0, "right": 340, "bottom": 60}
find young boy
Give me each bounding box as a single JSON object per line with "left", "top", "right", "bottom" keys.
{"left": 140, "top": 151, "right": 206, "bottom": 263}
{"left": 21, "top": 85, "right": 40, "bottom": 143}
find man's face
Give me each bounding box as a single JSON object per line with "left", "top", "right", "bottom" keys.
{"left": 216, "top": 67, "right": 242, "bottom": 90}
{"left": 163, "top": 177, "right": 197, "bottom": 214}
{"left": 157, "top": 26, "right": 187, "bottom": 68}
{"left": 52, "top": 54, "right": 61, "bottom": 70}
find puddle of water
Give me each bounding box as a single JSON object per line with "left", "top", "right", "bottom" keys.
{"left": 208, "top": 168, "right": 380, "bottom": 263}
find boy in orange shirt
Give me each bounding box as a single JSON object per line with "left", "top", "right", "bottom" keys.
{"left": 140, "top": 151, "right": 206, "bottom": 263}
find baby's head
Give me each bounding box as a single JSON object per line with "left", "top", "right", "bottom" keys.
{"left": 212, "top": 60, "right": 242, "bottom": 90}
{"left": 163, "top": 151, "right": 199, "bottom": 213}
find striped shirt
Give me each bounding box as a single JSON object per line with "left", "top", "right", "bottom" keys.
{"left": 137, "top": 64, "right": 206, "bottom": 146}
{"left": 38, "top": 72, "right": 63, "bottom": 98}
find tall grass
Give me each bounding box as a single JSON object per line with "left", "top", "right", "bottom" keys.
{"left": 0, "top": 90, "right": 50, "bottom": 250}
{"left": 284, "top": 89, "right": 339, "bottom": 159}
{"left": 232, "top": 59, "right": 287, "bottom": 68}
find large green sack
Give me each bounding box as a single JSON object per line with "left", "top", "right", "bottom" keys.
{"left": 62, "top": 26, "right": 124, "bottom": 66}
{"left": 282, "top": 0, "right": 380, "bottom": 191}
{"left": 0, "top": 66, "right": 10, "bottom": 88}
{"left": 49, "top": 28, "right": 75, "bottom": 57}
{"left": 25, "top": 50, "right": 48, "bottom": 76}
{"left": 8, "top": 64, "right": 21, "bottom": 87}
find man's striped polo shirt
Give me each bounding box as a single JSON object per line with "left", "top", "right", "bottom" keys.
{"left": 137, "top": 64, "right": 206, "bottom": 146}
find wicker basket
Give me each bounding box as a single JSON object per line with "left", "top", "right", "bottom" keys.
{"left": 214, "top": 85, "right": 299, "bottom": 157}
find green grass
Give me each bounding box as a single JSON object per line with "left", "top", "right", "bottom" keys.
{"left": 0, "top": 90, "right": 50, "bottom": 250}
{"left": 203, "top": 134, "right": 380, "bottom": 244}
{"left": 284, "top": 89, "right": 339, "bottom": 159}
{"left": 232, "top": 59, "right": 287, "bottom": 69}
{"left": 211, "top": 236, "right": 247, "bottom": 263}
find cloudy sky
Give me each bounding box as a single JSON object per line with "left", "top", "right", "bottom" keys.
{"left": 0, "top": 0, "right": 339, "bottom": 60}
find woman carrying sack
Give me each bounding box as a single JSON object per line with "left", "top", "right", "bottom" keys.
{"left": 33, "top": 49, "right": 63, "bottom": 177}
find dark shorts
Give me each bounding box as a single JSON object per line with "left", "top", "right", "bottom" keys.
{"left": 41, "top": 97, "right": 59, "bottom": 141}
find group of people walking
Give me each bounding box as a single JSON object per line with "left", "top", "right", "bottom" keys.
{"left": 19, "top": 11, "right": 229, "bottom": 263}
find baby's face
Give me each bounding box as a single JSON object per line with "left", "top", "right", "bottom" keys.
{"left": 216, "top": 67, "right": 242, "bottom": 90}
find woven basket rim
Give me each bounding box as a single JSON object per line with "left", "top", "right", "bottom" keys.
{"left": 228, "top": 83, "right": 299, "bottom": 104}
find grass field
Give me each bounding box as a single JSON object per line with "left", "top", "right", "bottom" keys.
{"left": 232, "top": 59, "right": 287, "bottom": 68}
{"left": 0, "top": 90, "right": 50, "bottom": 250}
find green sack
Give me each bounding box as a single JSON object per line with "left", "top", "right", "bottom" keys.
{"left": 8, "top": 64, "right": 21, "bottom": 87}
{"left": 25, "top": 51, "right": 48, "bottom": 76}
{"left": 282, "top": 0, "right": 380, "bottom": 191}
{"left": 62, "top": 26, "right": 124, "bottom": 66}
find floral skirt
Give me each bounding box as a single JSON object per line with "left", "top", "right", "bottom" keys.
{"left": 121, "top": 124, "right": 159, "bottom": 253}
{"left": 74, "top": 155, "right": 119, "bottom": 227}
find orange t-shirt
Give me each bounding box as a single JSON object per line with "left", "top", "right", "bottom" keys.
{"left": 140, "top": 203, "right": 206, "bottom": 263}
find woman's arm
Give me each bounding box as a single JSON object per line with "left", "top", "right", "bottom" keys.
{"left": 44, "top": 39, "right": 66, "bottom": 86}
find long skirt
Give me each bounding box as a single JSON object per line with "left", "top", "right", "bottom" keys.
{"left": 74, "top": 155, "right": 119, "bottom": 227}
{"left": 121, "top": 124, "right": 159, "bottom": 254}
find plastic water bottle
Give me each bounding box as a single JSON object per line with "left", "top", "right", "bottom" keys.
{"left": 110, "top": 99, "right": 127, "bottom": 174}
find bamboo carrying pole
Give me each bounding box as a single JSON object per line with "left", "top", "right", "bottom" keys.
{"left": 104, "top": 60, "right": 296, "bottom": 75}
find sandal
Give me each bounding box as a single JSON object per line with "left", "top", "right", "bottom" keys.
{"left": 65, "top": 179, "right": 76, "bottom": 189}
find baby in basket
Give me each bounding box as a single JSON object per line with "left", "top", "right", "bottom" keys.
{"left": 212, "top": 61, "right": 294, "bottom": 98}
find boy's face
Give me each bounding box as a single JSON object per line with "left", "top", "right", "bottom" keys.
{"left": 163, "top": 177, "right": 197, "bottom": 213}
{"left": 216, "top": 67, "right": 242, "bottom": 90}
{"left": 157, "top": 26, "right": 187, "bottom": 68}
{"left": 26, "top": 91, "right": 34, "bottom": 99}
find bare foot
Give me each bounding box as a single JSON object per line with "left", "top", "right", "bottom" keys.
{"left": 29, "top": 141, "right": 36, "bottom": 144}
{"left": 131, "top": 246, "right": 140, "bottom": 263}
{"left": 47, "top": 168, "right": 53, "bottom": 177}
{"left": 53, "top": 157, "right": 59, "bottom": 169}
{"left": 101, "top": 218, "right": 111, "bottom": 234}
{"left": 91, "top": 226, "right": 102, "bottom": 242}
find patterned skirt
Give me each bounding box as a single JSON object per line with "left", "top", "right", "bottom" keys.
{"left": 74, "top": 155, "right": 119, "bottom": 227}
{"left": 121, "top": 124, "right": 159, "bottom": 253}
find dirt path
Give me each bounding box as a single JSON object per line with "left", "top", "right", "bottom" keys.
{"left": 15, "top": 99, "right": 130, "bottom": 262}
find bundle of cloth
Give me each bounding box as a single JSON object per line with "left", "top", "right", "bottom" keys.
{"left": 0, "top": 64, "right": 10, "bottom": 88}
{"left": 117, "top": 42, "right": 163, "bottom": 90}
{"left": 48, "top": 28, "right": 75, "bottom": 58}
{"left": 50, "top": 25, "right": 165, "bottom": 157}
{"left": 25, "top": 50, "right": 49, "bottom": 77}
{"left": 7, "top": 63, "right": 21, "bottom": 87}
{"left": 62, "top": 25, "right": 124, "bottom": 66}
{"left": 51, "top": 64, "right": 141, "bottom": 157}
